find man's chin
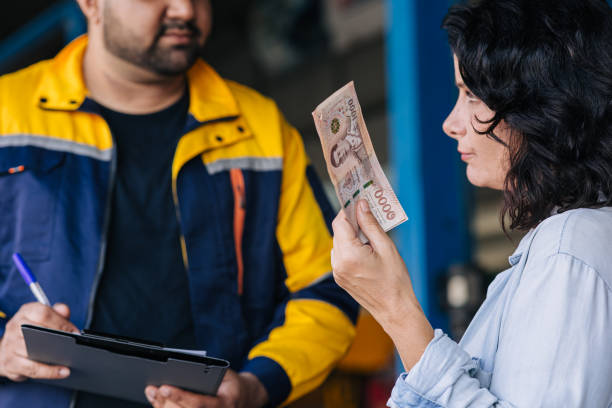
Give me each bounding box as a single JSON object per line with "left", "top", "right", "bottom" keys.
{"left": 153, "top": 64, "right": 194, "bottom": 77}
{"left": 149, "top": 50, "right": 199, "bottom": 76}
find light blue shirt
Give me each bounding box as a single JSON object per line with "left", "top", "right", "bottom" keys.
{"left": 388, "top": 207, "right": 612, "bottom": 407}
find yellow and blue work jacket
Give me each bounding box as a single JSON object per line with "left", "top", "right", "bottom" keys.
{"left": 0, "top": 36, "right": 358, "bottom": 407}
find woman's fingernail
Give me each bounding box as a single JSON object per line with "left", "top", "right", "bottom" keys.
{"left": 59, "top": 368, "right": 70, "bottom": 377}
{"left": 359, "top": 200, "right": 370, "bottom": 212}
{"left": 160, "top": 387, "right": 170, "bottom": 397}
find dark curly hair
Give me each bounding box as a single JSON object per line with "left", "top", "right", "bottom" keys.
{"left": 442, "top": 0, "right": 612, "bottom": 231}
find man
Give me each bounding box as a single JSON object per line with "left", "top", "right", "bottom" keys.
{"left": 329, "top": 100, "right": 368, "bottom": 169}
{"left": 329, "top": 103, "right": 374, "bottom": 215}
{"left": 0, "top": 0, "right": 358, "bottom": 407}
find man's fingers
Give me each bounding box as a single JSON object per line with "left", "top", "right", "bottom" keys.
{"left": 9, "top": 317, "right": 47, "bottom": 358}
{"left": 163, "top": 401, "right": 183, "bottom": 408}
{"left": 159, "top": 385, "right": 215, "bottom": 408}
{"left": 52, "top": 303, "right": 70, "bottom": 319}
{"left": 355, "top": 200, "right": 388, "bottom": 250}
{"left": 9, "top": 355, "right": 70, "bottom": 380}
{"left": 146, "top": 386, "right": 173, "bottom": 408}
{"left": 145, "top": 386, "right": 160, "bottom": 407}
{"left": 146, "top": 385, "right": 214, "bottom": 408}
{"left": 23, "top": 304, "right": 79, "bottom": 334}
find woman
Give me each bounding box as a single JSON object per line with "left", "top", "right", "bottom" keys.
{"left": 331, "top": 0, "right": 612, "bottom": 406}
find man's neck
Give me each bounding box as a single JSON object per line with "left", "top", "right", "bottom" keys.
{"left": 83, "top": 40, "right": 187, "bottom": 115}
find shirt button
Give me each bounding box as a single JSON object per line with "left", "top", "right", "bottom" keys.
{"left": 215, "top": 135, "right": 223, "bottom": 142}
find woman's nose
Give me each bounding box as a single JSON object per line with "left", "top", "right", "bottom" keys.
{"left": 443, "top": 104, "right": 466, "bottom": 140}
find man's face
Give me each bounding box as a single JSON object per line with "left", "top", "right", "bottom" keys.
{"left": 332, "top": 139, "right": 351, "bottom": 167}
{"left": 102, "top": 0, "right": 212, "bottom": 76}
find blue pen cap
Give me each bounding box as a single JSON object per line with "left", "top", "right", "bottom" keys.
{"left": 12, "top": 253, "right": 35, "bottom": 285}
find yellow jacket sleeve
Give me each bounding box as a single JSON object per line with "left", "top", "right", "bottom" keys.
{"left": 241, "top": 113, "right": 358, "bottom": 406}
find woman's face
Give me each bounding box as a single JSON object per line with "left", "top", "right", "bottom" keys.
{"left": 443, "top": 56, "right": 510, "bottom": 190}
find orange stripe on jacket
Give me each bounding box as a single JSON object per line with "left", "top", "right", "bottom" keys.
{"left": 230, "top": 168, "right": 246, "bottom": 295}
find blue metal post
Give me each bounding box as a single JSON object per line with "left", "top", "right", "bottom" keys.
{"left": 0, "top": 1, "right": 86, "bottom": 73}
{"left": 386, "top": 0, "right": 471, "bottom": 367}
{"left": 61, "top": 3, "right": 88, "bottom": 42}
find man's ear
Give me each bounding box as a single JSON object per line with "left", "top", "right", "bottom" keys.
{"left": 75, "top": 0, "right": 102, "bottom": 25}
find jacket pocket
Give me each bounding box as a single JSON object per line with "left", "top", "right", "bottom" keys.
{"left": 0, "top": 147, "right": 65, "bottom": 266}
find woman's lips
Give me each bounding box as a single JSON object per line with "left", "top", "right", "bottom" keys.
{"left": 459, "top": 151, "right": 474, "bottom": 161}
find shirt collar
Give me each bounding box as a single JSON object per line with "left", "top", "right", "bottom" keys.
{"left": 508, "top": 228, "right": 536, "bottom": 266}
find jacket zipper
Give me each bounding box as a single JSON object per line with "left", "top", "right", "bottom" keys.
{"left": 172, "top": 174, "right": 189, "bottom": 271}
{"left": 170, "top": 114, "right": 240, "bottom": 270}
{"left": 84, "top": 143, "right": 117, "bottom": 328}
{"left": 69, "top": 142, "right": 116, "bottom": 408}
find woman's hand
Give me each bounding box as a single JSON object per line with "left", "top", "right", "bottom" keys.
{"left": 331, "top": 199, "right": 434, "bottom": 370}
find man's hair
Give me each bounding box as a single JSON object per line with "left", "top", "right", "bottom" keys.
{"left": 443, "top": 0, "right": 612, "bottom": 231}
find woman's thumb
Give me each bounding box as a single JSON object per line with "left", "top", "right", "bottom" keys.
{"left": 356, "top": 200, "right": 387, "bottom": 247}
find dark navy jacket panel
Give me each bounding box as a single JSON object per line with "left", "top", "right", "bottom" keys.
{"left": 176, "top": 157, "right": 290, "bottom": 369}
{"left": 176, "top": 157, "right": 244, "bottom": 366}
{"left": 0, "top": 147, "right": 109, "bottom": 334}
{"left": 0, "top": 382, "right": 72, "bottom": 408}
{"left": 239, "top": 169, "right": 288, "bottom": 345}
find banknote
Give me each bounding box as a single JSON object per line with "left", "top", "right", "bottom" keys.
{"left": 312, "top": 81, "right": 407, "bottom": 241}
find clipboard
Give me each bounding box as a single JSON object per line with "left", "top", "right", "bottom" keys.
{"left": 22, "top": 324, "right": 230, "bottom": 404}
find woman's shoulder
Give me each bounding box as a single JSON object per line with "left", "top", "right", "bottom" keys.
{"left": 528, "top": 207, "right": 612, "bottom": 282}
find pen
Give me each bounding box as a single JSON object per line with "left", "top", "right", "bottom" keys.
{"left": 12, "top": 253, "right": 51, "bottom": 306}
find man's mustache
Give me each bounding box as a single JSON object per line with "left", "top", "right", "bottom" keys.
{"left": 155, "top": 20, "right": 201, "bottom": 40}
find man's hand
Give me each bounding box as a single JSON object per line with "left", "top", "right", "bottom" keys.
{"left": 145, "top": 369, "right": 268, "bottom": 408}
{"left": 0, "top": 302, "right": 79, "bottom": 381}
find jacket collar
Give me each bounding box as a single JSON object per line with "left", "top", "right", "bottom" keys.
{"left": 34, "top": 35, "right": 89, "bottom": 111}
{"left": 186, "top": 59, "right": 240, "bottom": 123}
{"left": 35, "top": 35, "right": 241, "bottom": 123}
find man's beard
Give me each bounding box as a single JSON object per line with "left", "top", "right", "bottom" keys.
{"left": 103, "top": 5, "right": 202, "bottom": 76}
